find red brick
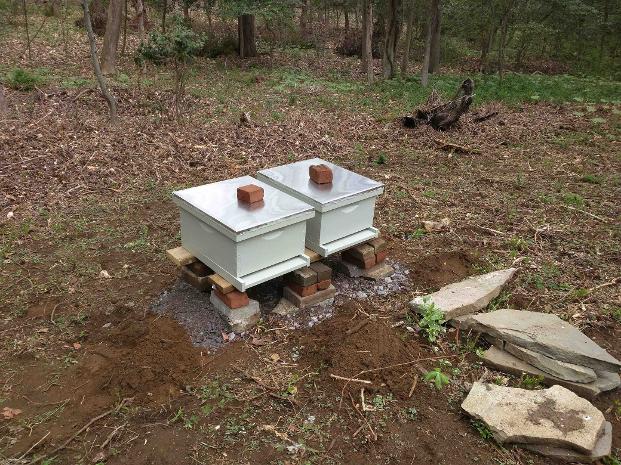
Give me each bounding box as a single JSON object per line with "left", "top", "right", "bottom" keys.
{"left": 309, "top": 164, "right": 333, "bottom": 184}
{"left": 310, "top": 262, "right": 332, "bottom": 282}
{"left": 287, "top": 283, "right": 317, "bottom": 297}
{"left": 367, "top": 237, "right": 387, "bottom": 253}
{"left": 375, "top": 250, "right": 387, "bottom": 263}
{"left": 343, "top": 253, "right": 376, "bottom": 269}
{"left": 237, "top": 184, "right": 264, "bottom": 204}
{"left": 214, "top": 288, "right": 249, "bottom": 309}
{"left": 317, "top": 279, "right": 331, "bottom": 290}
{"left": 343, "top": 244, "right": 375, "bottom": 262}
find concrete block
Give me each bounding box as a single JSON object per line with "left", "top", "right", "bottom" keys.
{"left": 284, "top": 284, "right": 336, "bottom": 309}
{"left": 343, "top": 243, "right": 376, "bottom": 261}
{"left": 210, "top": 292, "right": 260, "bottom": 332}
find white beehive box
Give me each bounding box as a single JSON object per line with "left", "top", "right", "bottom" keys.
{"left": 172, "top": 176, "right": 315, "bottom": 291}
{"left": 257, "top": 158, "right": 384, "bottom": 256}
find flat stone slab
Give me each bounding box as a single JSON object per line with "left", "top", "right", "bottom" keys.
{"left": 461, "top": 383, "right": 606, "bottom": 454}
{"left": 453, "top": 309, "right": 621, "bottom": 373}
{"left": 271, "top": 297, "right": 298, "bottom": 316}
{"left": 505, "top": 343, "right": 597, "bottom": 383}
{"left": 482, "top": 347, "right": 620, "bottom": 399}
{"left": 283, "top": 285, "right": 336, "bottom": 309}
{"left": 210, "top": 291, "right": 260, "bottom": 333}
{"left": 410, "top": 268, "right": 516, "bottom": 319}
{"left": 337, "top": 260, "right": 395, "bottom": 280}
{"left": 523, "top": 421, "right": 612, "bottom": 463}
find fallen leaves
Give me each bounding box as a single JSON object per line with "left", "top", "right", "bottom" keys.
{"left": 422, "top": 217, "right": 451, "bottom": 233}
{"left": 2, "top": 407, "right": 22, "bottom": 419}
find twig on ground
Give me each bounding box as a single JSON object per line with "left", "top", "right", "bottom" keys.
{"left": 433, "top": 138, "right": 481, "bottom": 155}
{"left": 588, "top": 277, "right": 620, "bottom": 293}
{"left": 17, "top": 431, "right": 50, "bottom": 460}
{"left": 559, "top": 204, "right": 610, "bottom": 223}
{"left": 347, "top": 392, "right": 377, "bottom": 441}
{"left": 28, "top": 398, "right": 132, "bottom": 464}
{"left": 473, "top": 111, "right": 499, "bottom": 123}
{"left": 408, "top": 377, "right": 418, "bottom": 398}
{"left": 329, "top": 374, "right": 372, "bottom": 385}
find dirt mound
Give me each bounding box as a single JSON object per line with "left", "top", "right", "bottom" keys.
{"left": 301, "top": 307, "right": 426, "bottom": 398}
{"left": 408, "top": 250, "right": 477, "bottom": 289}
{"left": 78, "top": 316, "right": 201, "bottom": 403}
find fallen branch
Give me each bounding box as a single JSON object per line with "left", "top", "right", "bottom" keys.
{"left": 559, "top": 204, "right": 610, "bottom": 223}
{"left": 347, "top": 392, "right": 377, "bottom": 441}
{"left": 588, "top": 277, "right": 620, "bottom": 293}
{"left": 473, "top": 111, "right": 498, "bottom": 123}
{"left": 28, "top": 398, "right": 132, "bottom": 464}
{"left": 330, "top": 374, "right": 372, "bottom": 385}
{"left": 433, "top": 138, "right": 481, "bottom": 155}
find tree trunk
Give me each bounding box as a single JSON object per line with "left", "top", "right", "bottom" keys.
{"left": 428, "top": 0, "right": 441, "bottom": 73}
{"left": 420, "top": 1, "right": 432, "bottom": 86}
{"left": 344, "top": 8, "right": 349, "bottom": 32}
{"left": 382, "top": 0, "right": 401, "bottom": 79}
{"left": 135, "top": 0, "right": 145, "bottom": 42}
{"left": 300, "top": 0, "right": 310, "bottom": 38}
{"left": 238, "top": 14, "right": 257, "bottom": 58}
{"left": 21, "top": 0, "right": 32, "bottom": 60}
{"left": 100, "top": 0, "right": 123, "bottom": 74}
{"left": 82, "top": 0, "right": 117, "bottom": 122}
{"left": 362, "top": 0, "right": 373, "bottom": 83}
{"left": 161, "top": 0, "right": 166, "bottom": 32}
{"left": 182, "top": 1, "right": 190, "bottom": 23}
{"left": 0, "top": 85, "right": 8, "bottom": 115}
{"left": 121, "top": 0, "right": 127, "bottom": 55}
{"left": 400, "top": 0, "right": 415, "bottom": 76}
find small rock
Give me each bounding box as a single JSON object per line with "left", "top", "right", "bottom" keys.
{"left": 99, "top": 270, "right": 112, "bottom": 279}
{"left": 422, "top": 217, "right": 450, "bottom": 232}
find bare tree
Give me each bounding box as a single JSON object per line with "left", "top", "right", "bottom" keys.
{"left": 21, "top": 0, "right": 32, "bottom": 60}
{"left": 429, "top": 0, "right": 441, "bottom": 73}
{"left": 420, "top": 0, "right": 434, "bottom": 86}
{"left": 382, "top": 0, "right": 401, "bottom": 79}
{"left": 400, "top": 0, "right": 415, "bottom": 76}
{"left": 82, "top": 0, "right": 118, "bottom": 122}
{"left": 100, "top": 0, "right": 124, "bottom": 74}
{"left": 0, "top": 86, "right": 8, "bottom": 115}
{"left": 361, "top": 0, "right": 373, "bottom": 83}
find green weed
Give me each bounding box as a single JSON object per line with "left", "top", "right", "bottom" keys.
{"left": 471, "top": 420, "right": 493, "bottom": 440}
{"left": 417, "top": 297, "right": 446, "bottom": 342}
{"left": 519, "top": 374, "right": 545, "bottom": 390}
{"left": 424, "top": 367, "right": 450, "bottom": 390}
{"left": 405, "top": 406, "right": 418, "bottom": 420}
{"left": 580, "top": 174, "right": 602, "bottom": 184}
{"left": 562, "top": 192, "right": 585, "bottom": 207}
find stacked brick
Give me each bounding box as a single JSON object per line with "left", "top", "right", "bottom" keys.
{"left": 342, "top": 237, "right": 387, "bottom": 269}
{"left": 284, "top": 262, "right": 333, "bottom": 298}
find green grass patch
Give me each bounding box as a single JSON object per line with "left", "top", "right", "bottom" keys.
{"left": 3, "top": 67, "right": 48, "bottom": 91}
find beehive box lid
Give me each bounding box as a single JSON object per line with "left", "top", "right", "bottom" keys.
{"left": 257, "top": 158, "right": 384, "bottom": 212}
{"left": 172, "top": 176, "right": 314, "bottom": 240}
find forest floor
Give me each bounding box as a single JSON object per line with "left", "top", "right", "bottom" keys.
{"left": 1, "top": 12, "right": 621, "bottom": 465}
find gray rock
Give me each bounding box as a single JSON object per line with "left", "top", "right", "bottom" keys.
{"left": 209, "top": 292, "right": 260, "bottom": 333}
{"left": 271, "top": 297, "right": 298, "bottom": 316}
{"left": 461, "top": 383, "right": 606, "bottom": 454}
{"left": 454, "top": 309, "right": 621, "bottom": 373}
{"left": 523, "top": 421, "right": 612, "bottom": 463}
{"left": 410, "top": 268, "right": 516, "bottom": 319}
{"left": 504, "top": 343, "right": 597, "bottom": 383}
{"left": 337, "top": 260, "right": 395, "bottom": 280}
{"left": 482, "top": 346, "right": 621, "bottom": 399}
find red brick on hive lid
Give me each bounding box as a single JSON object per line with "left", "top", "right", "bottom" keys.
{"left": 309, "top": 164, "right": 333, "bottom": 184}
{"left": 237, "top": 184, "right": 264, "bottom": 204}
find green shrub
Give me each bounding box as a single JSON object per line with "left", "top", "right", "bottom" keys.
{"left": 199, "top": 35, "right": 238, "bottom": 58}
{"left": 417, "top": 297, "right": 446, "bottom": 342}
{"left": 4, "top": 68, "right": 46, "bottom": 91}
